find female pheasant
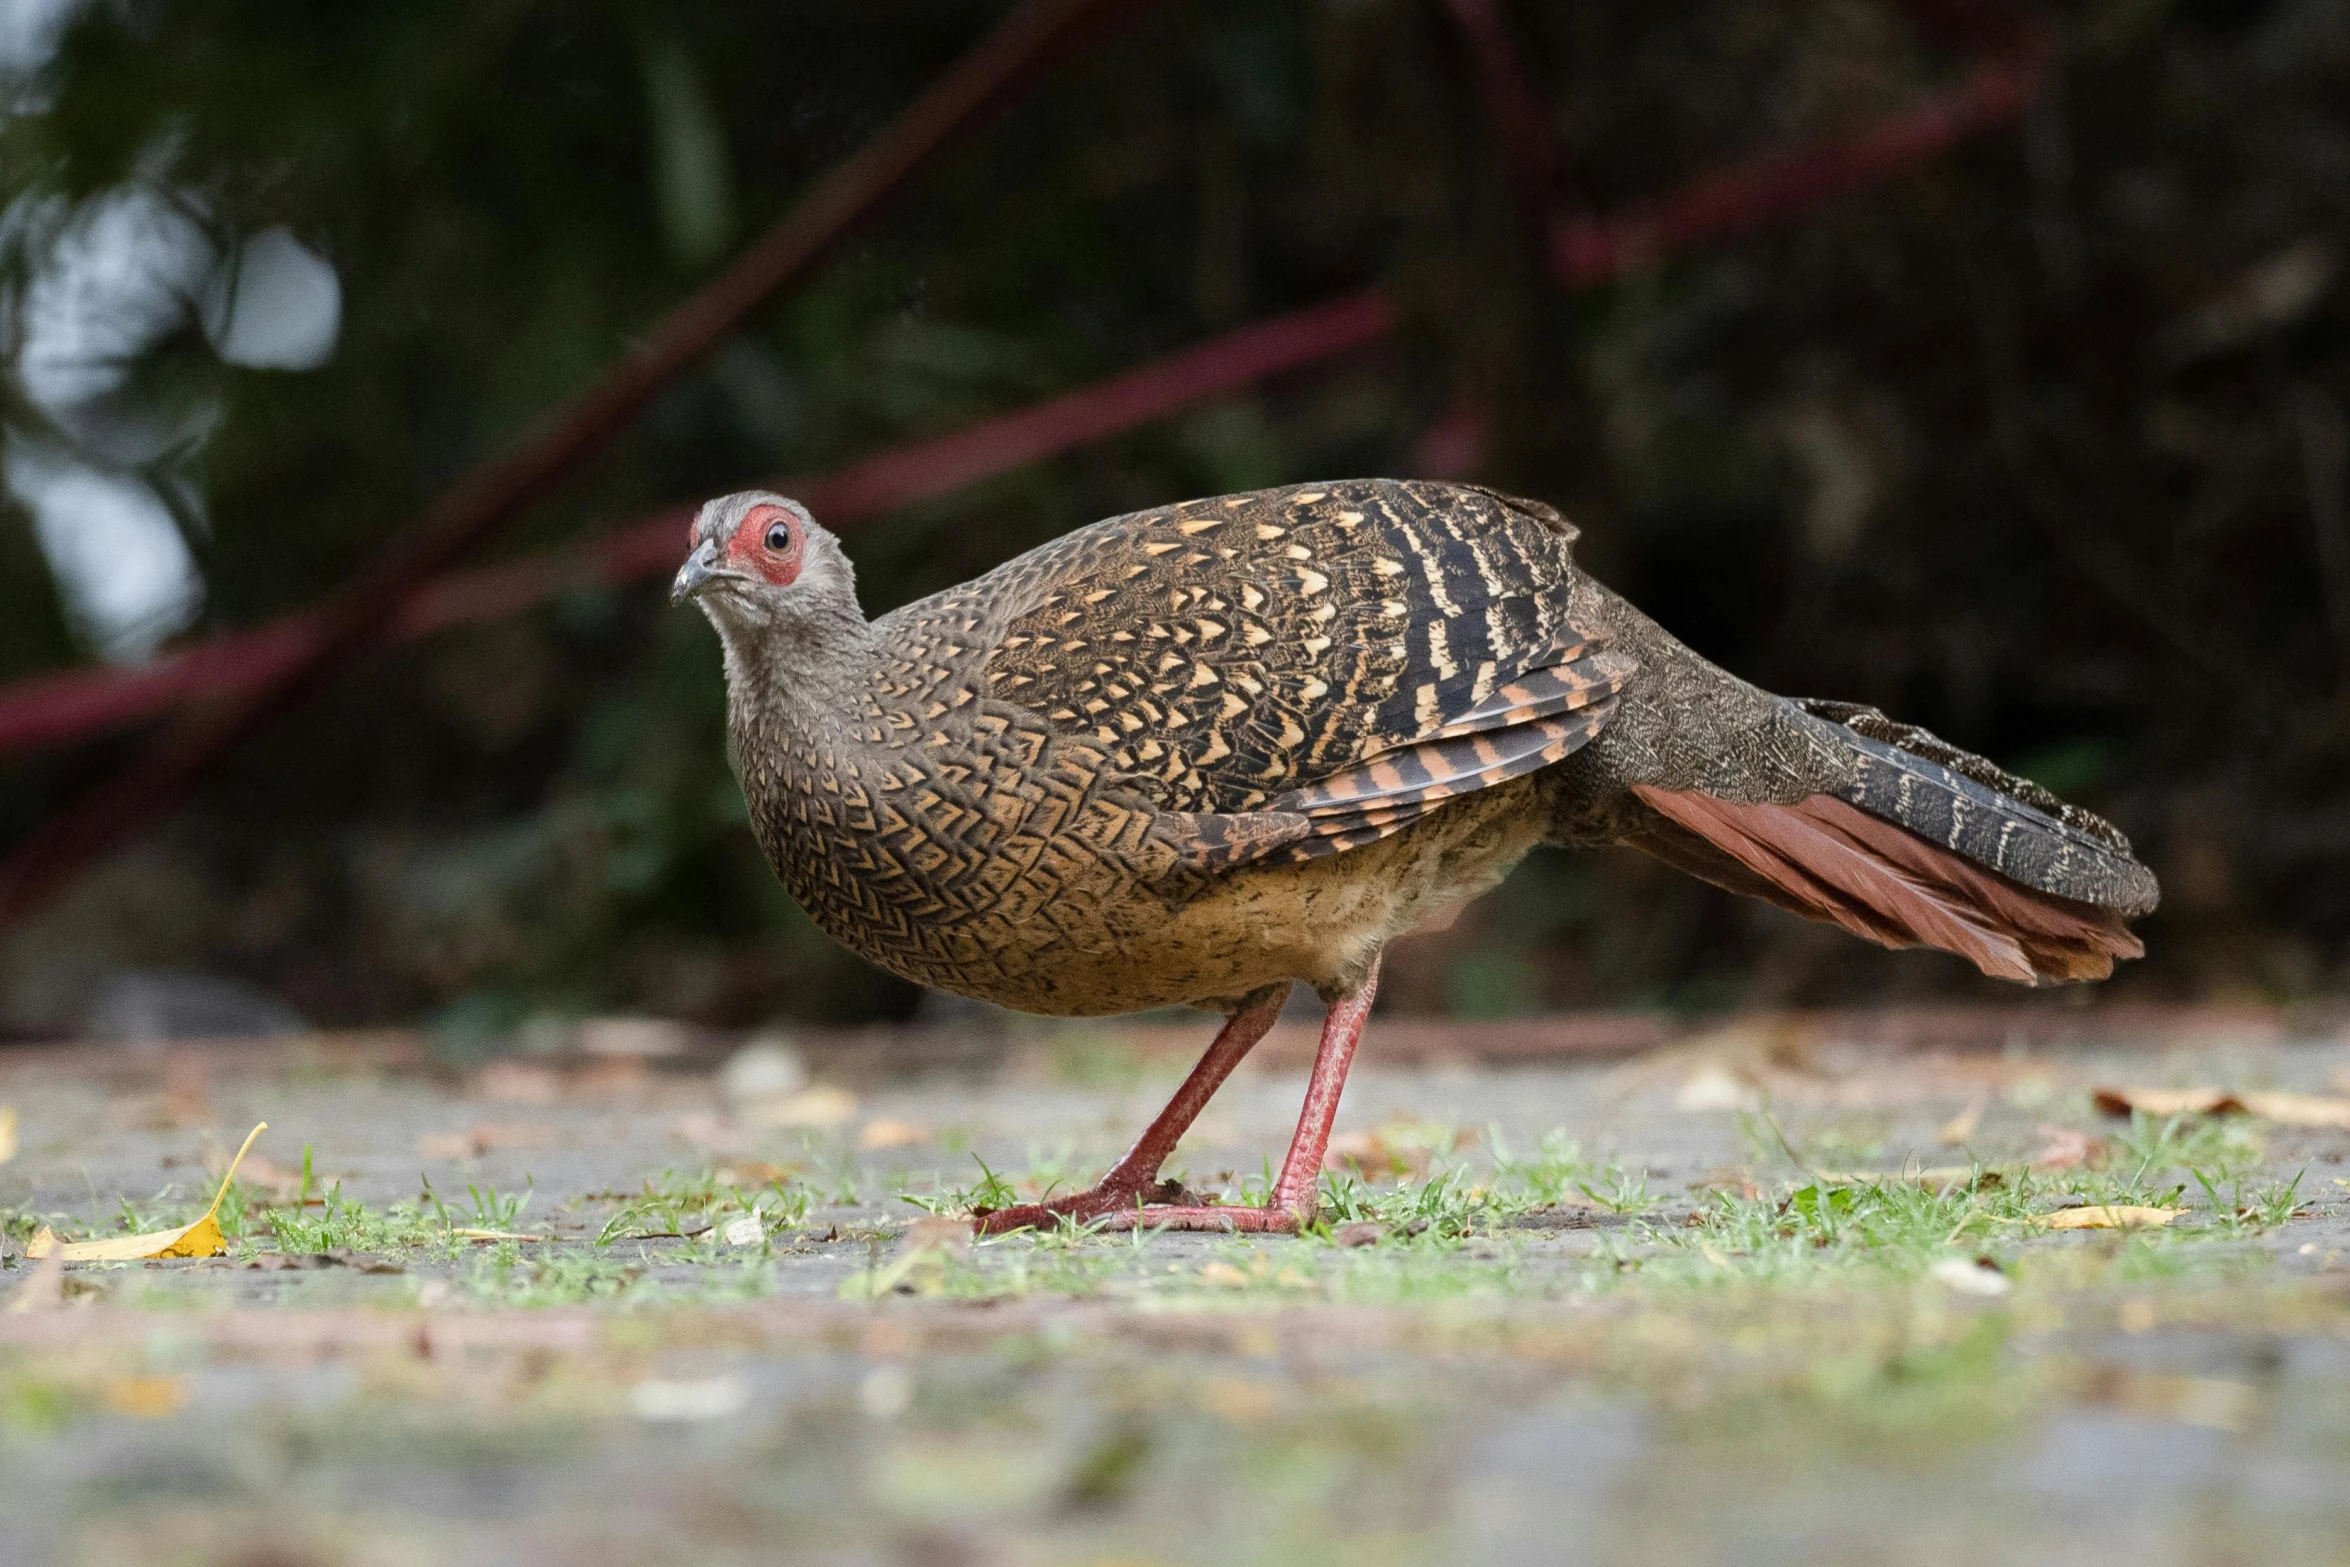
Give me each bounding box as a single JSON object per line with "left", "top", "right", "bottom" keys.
{"left": 675, "top": 479, "right": 2157, "bottom": 1234}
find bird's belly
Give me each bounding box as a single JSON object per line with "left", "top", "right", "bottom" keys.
{"left": 780, "top": 779, "right": 1549, "bottom": 1018}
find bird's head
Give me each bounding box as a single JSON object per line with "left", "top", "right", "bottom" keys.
{"left": 672, "top": 491, "right": 864, "bottom": 648}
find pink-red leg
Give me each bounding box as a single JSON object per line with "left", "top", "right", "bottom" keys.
{"left": 976, "top": 958, "right": 1382, "bottom": 1237}
{"left": 972, "top": 985, "right": 1287, "bottom": 1234}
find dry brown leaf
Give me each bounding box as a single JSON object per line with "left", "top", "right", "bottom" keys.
{"left": 2029, "top": 1126, "right": 2103, "bottom": 1171}
{"left": 2092, "top": 1087, "right": 2237, "bottom": 1118}
{"left": 29, "top": 1122, "right": 265, "bottom": 1262}
{"left": 2034, "top": 1204, "right": 2183, "bottom": 1230}
{"left": 103, "top": 1376, "right": 189, "bottom": 1418}
{"left": 0, "top": 1104, "right": 16, "bottom": 1165}
{"left": 2236, "top": 1091, "right": 2350, "bottom": 1130}
{"left": 2081, "top": 1367, "right": 2258, "bottom": 1431}
{"left": 2092, "top": 1085, "right": 2350, "bottom": 1129}
{"left": 1687, "top": 1169, "right": 1765, "bottom": 1200}
{"left": 106, "top": 1061, "right": 217, "bottom": 1132}
{"left": 712, "top": 1160, "right": 796, "bottom": 1187}
{"left": 469, "top": 1060, "right": 561, "bottom": 1104}
{"left": 857, "top": 1119, "right": 930, "bottom": 1151}
{"left": 1938, "top": 1097, "right": 1987, "bottom": 1146}
{"left": 1198, "top": 1261, "right": 1250, "bottom": 1288}
{"left": 567, "top": 1057, "right": 652, "bottom": 1099}
{"left": 202, "top": 1145, "right": 312, "bottom": 1202}
{"left": 1323, "top": 1127, "right": 1450, "bottom": 1181}
{"left": 742, "top": 1085, "right": 859, "bottom": 1129}
{"left": 670, "top": 1112, "right": 750, "bottom": 1157}
{"left": 417, "top": 1122, "right": 555, "bottom": 1160}
{"left": 577, "top": 1017, "right": 691, "bottom": 1058}
{"left": 1323, "top": 1127, "right": 1429, "bottom": 1180}
{"left": 1198, "top": 1377, "right": 1277, "bottom": 1424}
{"left": 901, "top": 1217, "right": 972, "bottom": 1254}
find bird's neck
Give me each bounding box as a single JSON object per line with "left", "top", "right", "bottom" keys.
{"left": 718, "top": 599, "right": 883, "bottom": 751}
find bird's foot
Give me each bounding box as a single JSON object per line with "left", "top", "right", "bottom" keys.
{"left": 1087, "top": 1203, "right": 1305, "bottom": 1234}
{"left": 973, "top": 1185, "right": 1310, "bottom": 1236}
{"left": 971, "top": 1177, "right": 1198, "bottom": 1235}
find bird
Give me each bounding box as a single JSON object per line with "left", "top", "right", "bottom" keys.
{"left": 674, "top": 478, "right": 2157, "bottom": 1235}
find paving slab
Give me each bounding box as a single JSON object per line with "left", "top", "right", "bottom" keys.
{"left": 3, "top": 1015, "right": 2349, "bottom": 1565}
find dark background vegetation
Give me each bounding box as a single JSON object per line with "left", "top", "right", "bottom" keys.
{"left": 0, "top": 0, "right": 2343, "bottom": 1041}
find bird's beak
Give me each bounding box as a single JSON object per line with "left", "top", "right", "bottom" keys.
{"left": 671, "top": 542, "right": 721, "bottom": 605}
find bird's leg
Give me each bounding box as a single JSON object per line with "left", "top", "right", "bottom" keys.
{"left": 979, "top": 959, "right": 1382, "bottom": 1237}
{"left": 1263, "top": 959, "right": 1380, "bottom": 1221}
{"left": 971, "top": 985, "right": 1288, "bottom": 1235}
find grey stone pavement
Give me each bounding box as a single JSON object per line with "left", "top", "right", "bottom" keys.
{"left": 2, "top": 1011, "right": 2349, "bottom": 1566}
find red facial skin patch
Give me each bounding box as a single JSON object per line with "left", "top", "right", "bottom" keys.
{"left": 728, "top": 503, "right": 804, "bottom": 586}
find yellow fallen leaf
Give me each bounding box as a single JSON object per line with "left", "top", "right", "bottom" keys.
{"left": 28, "top": 1122, "right": 265, "bottom": 1262}
{"left": 1817, "top": 1167, "right": 1986, "bottom": 1191}
{"left": 2034, "top": 1204, "right": 2183, "bottom": 1230}
{"left": 103, "top": 1375, "right": 189, "bottom": 1418}
{"left": 857, "top": 1119, "right": 930, "bottom": 1151}
{"left": 0, "top": 1104, "right": 15, "bottom": 1165}
{"left": 1937, "top": 1097, "right": 1986, "bottom": 1146}
{"left": 1198, "top": 1261, "right": 1251, "bottom": 1288}
{"left": 744, "top": 1085, "right": 858, "bottom": 1129}
{"left": 1199, "top": 1377, "right": 1278, "bottom": 1423}
{"left": 712, "top": 1160, "right": 796, "bottom": 1187}
{"left": 447, "top": 1228, "right": 542, "bottom": 1243}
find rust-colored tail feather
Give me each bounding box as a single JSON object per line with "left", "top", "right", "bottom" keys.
{"left": 1630, "top": 786, "right": 2144, "bottom": 984}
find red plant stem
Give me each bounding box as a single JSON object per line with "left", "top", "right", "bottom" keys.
{"left": 1441, "top": 0, "right": 1566, "bottom": 214}
{"left": 1551, "top": 42, "right": 2046, "bottom": 287}
{"left": 0, "top": 288, "right": 1396, "bottom": 758}
{"left": 0, "top": 0, "right": 1153, "bottom": 928}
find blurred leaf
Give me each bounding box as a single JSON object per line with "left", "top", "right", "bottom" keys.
{"left": 2033, "top": 1205, "right": 2182, "bottom": 1230}
{"left": 639, "top": 31, "right": 736, "bottom": 269}
{"left": 28, "top": 1121, "right": 265, "bottom": 1260}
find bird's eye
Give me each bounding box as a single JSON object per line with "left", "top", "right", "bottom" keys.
{"left": 763, "top": 521, "right": 792, "bottom": 553}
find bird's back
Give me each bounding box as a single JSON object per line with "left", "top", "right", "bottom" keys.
{"left": 879, "top": 478, "right": 1612, "bottom": 816}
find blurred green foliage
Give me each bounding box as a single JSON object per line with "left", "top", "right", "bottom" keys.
{"left": 0, "top": 0, "right": 2345, "bottom": 1035}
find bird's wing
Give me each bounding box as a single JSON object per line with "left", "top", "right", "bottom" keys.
{"left": 968, "top": 478, "right": 1632, "bottom": 864}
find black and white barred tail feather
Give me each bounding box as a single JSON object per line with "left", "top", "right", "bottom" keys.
{"left": 1790, "top": 699, "right": 2159, "bottom": 919}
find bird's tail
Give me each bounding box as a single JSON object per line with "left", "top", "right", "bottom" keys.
{"left": 1625, "top": 700, "right": 2157, "bottom": 985}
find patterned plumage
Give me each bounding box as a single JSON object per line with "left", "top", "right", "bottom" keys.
{"left": 679, "top": 476, "right": 2156, "bottom": 1015}
{"left": 677, "top": 477, "right": 2159, "bottom": 1231}
{"left": 973, "top": 482, "right": 1625, "bottom": 827}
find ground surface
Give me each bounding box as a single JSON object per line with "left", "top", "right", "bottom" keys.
{"left": 4, "top": 1010, "right": 2350, "bottom": 1566}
